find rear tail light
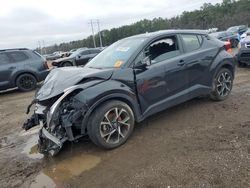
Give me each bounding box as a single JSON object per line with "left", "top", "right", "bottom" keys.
{"left": 224, "top": 40, "right": 232, "bottom": 53}
{"left": 43, "top": 61, "right": 49, "bottom": 69}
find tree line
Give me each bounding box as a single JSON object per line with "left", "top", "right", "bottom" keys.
{"left": 39, "top": 0, "right": 250, "bottom": 54}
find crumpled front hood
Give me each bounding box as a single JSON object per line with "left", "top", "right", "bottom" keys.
{"left": 36, "top": 67, "right": 113, "bottom": 101}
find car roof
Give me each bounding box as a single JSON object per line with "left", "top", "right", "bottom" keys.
{"left": 127, "top": 29, "right": 208, "bottom": 40}
{"left": 210, "top": 31, "right": 226, "bottom": 35}
{"left": 0, "top": 48, "right": 29, "bottom": 52}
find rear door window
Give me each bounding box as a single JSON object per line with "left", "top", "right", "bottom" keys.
{"left": 7, "top": 51, "right": 29, "bottom": 62}
{"left": 0, "top": 53, "right": 10, "bottom": 64}
{"left": 181, "top": 34, "right": 201, "bottom": 53}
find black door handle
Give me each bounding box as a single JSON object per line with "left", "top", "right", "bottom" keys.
{"left": 178, "top": 60, "right": 185, "bottom": 66}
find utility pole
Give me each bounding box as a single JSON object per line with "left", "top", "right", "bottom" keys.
{"left": 38, "top": 41, "right": 41, "bottom": 54}
{"left": 96, "top": 19, "right": 103, "bottom": 48}
{"left": 90, "top": 20, "right": 96, "bottom": 48}
{"left": 42, "top": 40, "right": 46, "bottom": 55}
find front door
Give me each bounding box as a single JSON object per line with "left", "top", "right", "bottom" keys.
{"left": 134, "top": 35, "right": 188, "bottom": 117}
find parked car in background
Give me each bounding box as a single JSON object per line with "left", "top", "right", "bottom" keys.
{"left": 0, "top": 48, "right": 49, "bottom": 91}
{"left": 227, "top": 25, "right": 248, "bottom": 35}
{"left": 23, "top": 30, "right": 236, "bottom": 156}
{"left": 240, "top": 28, "right": 250, "bottom": 40}
{"left": 210, "top": 31, "right": 239, "bottom": 47}
{"left": 52, "top": 48, "right": 102, "bottom": 67}
{"left": 238, "top": 31, "right": 250, "bottom": 67}
{"left": 44, "top": 51, "right": 65, "bottom": 61}
{"left": 69, "top": 49, "right": 77, "bottom": 53}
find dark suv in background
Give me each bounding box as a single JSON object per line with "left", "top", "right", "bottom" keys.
{"left": 0, "top": 48, "right": 49, "bottom": 91}
{"left": 51, "top": 48, "right": 102, "bottom": 67}
{"left": 210, "top": 31, "right": 239, "bottom": 47}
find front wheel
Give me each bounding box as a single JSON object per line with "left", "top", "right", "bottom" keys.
{"left": 88, "top": 100, "right": 135, "bottom": 149}
{"left": 210, "top": 68, "right": 233, "bottom": 101}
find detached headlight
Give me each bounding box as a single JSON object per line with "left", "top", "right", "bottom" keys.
{"left": 47, "top": 85, "right": 81, "bottom": 127}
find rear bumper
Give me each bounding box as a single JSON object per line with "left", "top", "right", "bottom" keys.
{"left": 37, "top": 70, "right": 50, "bottom": 82}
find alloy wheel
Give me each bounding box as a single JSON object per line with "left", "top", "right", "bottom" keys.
{"left": 99, "top": 107, "right": 131, "bottom": 144}
{"left": 216, "top": 71, "right": 232, "bottom": 97}
{"left": 19, "top": 76, "right": 35, "bottom": 90}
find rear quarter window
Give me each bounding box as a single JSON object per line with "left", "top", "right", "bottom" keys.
{"left": 181, "top": 34, "right": 202, "bottom": 53}
{"left": 7, "top": 51, "right": 29, "bottom": 62}
{"left": 90, "top": 49, "right": 101, "bottom": 54}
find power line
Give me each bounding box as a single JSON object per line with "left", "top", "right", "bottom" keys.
{"left": 89, "top": 20, "right": 96, "bottom": 48}
{"left": 96, "top": 20, "right": 103, "bottom": 48}
{"left": 89, "top": 19, "right": 103, "bottom": 48}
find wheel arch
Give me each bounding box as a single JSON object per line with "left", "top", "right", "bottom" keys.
{"left": 62, "top": 61, "right": 74, "bottom": 66}
{"left": 220, "top": 63, "right": 235, "bottom": 78}
{"left": 14, "top": 71, "right": 38, "bottom": 86}
{"left": 81, "top": 93, "right": 142, "bottom": 134}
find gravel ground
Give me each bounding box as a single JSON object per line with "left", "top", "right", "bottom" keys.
{"left": 0, "top": 67, "right": 249, "bottom": 188}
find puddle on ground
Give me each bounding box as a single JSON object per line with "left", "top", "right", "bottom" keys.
{"left": 30, "top": 173, "right": 56, "bottom": 188}
{"left": 30, "top": 154, "right": 101, "bottom": 187}
{"left": 21, "top": 135, "right": 44, "bottom": 159}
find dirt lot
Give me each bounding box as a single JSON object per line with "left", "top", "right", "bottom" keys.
{"left": 0, "top": 67, "right": 250, "bottom": 188}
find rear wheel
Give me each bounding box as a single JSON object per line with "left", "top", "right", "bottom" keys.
{"left": 88, "top": 100, "right": 135, "bottom": 149}
{"left": 16, "top": 74, "right": 37, "bottom": 91}
{"left": 210, "top": 68, "right": 233, "bottom": 101}
{"left": 62, "top": 61, "right": 73, "bottom": 67}
{"left": 238, "top": 61, "right": 246, "bottom": 67}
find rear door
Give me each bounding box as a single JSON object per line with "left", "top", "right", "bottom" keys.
{"left": 0, "top": 52, "right": 15, "bottom": 89}
{"left": 76, "top": 50, "right": 91, "bottom": 66}
{"left": 89, "top": 49, "right": 101, "bottom": 59}
{"left": 179, "top": 34, "right": 213, "bottom": 94}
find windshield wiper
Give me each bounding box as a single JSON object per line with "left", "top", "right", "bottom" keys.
{"left": 87, "top": 66, "right": 103, "bottom": 70}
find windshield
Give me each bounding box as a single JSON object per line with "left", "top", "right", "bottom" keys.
{"left": 86, "top": 37, "right": 146, "bottom": 69}
{"left": 227, "top": 26, "right": 238, "bottom": 32}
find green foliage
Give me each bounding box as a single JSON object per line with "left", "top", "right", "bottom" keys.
{"left": 40, "top": 0, "right": 250, "bottom": 54}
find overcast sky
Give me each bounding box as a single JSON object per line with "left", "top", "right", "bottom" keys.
{"left": 0, "top": 0, "right": 222, "bottom": 49}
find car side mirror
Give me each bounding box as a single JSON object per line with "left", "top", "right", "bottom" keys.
{"left": 134, "top": 56, "right": 151, "bottom": 69}
{"left": 142, "top": 56, "right": 151, "bottom": 66}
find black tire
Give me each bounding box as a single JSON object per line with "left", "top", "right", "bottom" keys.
{"left": 16, "top": 73, "right": 37, "bottom": 92}
{"left": 238, "top": 61, "right": 246, "bottom": 67}
{"left": 62, "top": 61, "right": 73, "bottom": 67}
{"left": 88, "top": 100, "right": 135, "bottom": 149}
{"left": 210, "top": 68, "right": 233, "bottom": 101}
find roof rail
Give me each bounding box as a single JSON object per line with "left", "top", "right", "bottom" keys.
{"left": 0, "top": 48, "right": 29, "bottom": 52}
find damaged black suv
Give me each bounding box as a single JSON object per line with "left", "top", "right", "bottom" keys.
{"left": 23, "top": 30, "right": 236, "bottom": 156}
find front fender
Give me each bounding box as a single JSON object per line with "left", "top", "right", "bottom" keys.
{"left": 72, "top": 80, "right": 142, "bottom": 134}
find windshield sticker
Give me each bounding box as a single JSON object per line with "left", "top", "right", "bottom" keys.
{"left": 114, "top": 60, "right": 124, "bottom": 68}
{"left": 116, "top": 47, "right": 130, "bottom": 52}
